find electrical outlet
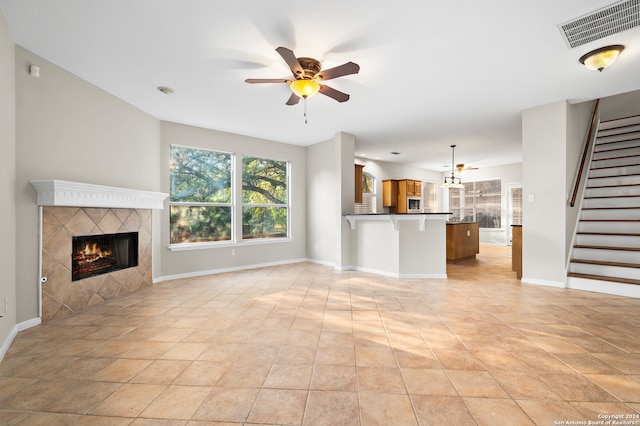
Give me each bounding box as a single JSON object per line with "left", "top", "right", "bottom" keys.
{"left": 231, "top": 249, "right": 236, "bottom": 256}
{"left": 315, "top": 243, "right": 319, "bottom": 250}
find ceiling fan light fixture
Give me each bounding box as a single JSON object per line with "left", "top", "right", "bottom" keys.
{"left": 579, "top": 45, "right": 624, "bottom": 72}
{"left": 290, "top": 79, "right": 320, "bottom": 98}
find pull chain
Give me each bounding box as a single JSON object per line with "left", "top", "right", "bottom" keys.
{"left": 303, "top": 96, "right": 309, "bottom": 124}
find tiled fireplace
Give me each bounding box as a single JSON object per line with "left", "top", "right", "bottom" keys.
{"left": 31, "top": 180, "right": 167, "bottom": 322}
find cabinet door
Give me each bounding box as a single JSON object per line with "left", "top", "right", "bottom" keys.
{"left": 355, "top": 165, "right": 364, "bottom": 204}
{"left": 382, "top": 180, "right": 398, "bottom": 207}
{"left": 413, "top": 180, "right": 421, "bottom": 196}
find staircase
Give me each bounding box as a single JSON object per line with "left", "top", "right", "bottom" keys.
{"left": 567, "top": 114, "right": 640, "bottom": 294}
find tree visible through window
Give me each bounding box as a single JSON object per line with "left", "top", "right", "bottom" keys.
{"left": 449, "top": 179, "right": 501, "bottom": 228}
{"left": 169, "top": 145, "right": 233, "bottom": 244}
{"left": 242, "top": 156, "right": 289, "bottom": 239}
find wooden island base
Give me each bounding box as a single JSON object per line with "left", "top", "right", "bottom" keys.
{"left": 446, "top": 222, "right": 479, "bottom": 263}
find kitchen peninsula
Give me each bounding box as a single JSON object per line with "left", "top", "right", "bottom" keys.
{"left": 344, "top": 213, "right": 451, "bottom": 278}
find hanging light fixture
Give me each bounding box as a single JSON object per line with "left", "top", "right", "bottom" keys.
{"left": 442, "top": 145, "right": 465, "bottom": 189}
{"left": 579, "top": 45, "right": 624, "bottom": 72}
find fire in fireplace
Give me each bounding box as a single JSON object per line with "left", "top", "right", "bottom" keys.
{"left": 72, "top": 232, "right": 138, "bottom": 281}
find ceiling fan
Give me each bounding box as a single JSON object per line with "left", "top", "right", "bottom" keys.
{"left": 456, "top": 163, "right": 478, "bottom": 174}
{"left": 245, "top": 46, "right": 360, "bottom": 106}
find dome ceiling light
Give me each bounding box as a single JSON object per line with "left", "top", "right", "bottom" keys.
{"left": 579, "top": 45, "right": 624, "bottom": 72}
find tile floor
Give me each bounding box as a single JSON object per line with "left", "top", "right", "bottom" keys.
{"left": 1, "top": 246, "right": 639, "bottom": 425}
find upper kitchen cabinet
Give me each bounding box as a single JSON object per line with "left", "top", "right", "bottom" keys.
{"left": 401, "top": 179, "right": 421, "bottom": 196}
{"left": 382, "top": 180, "right": 398, "bottom": 207}
{"left": 355, "top": 164, "right": 364, "bottom": 204}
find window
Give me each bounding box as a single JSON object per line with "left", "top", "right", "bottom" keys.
{"left": 449, "top": 179, "right": 502, "bottom": 228}
{"left": 356, "top": 171, "right": 377, "bottom": 214}
{"left": 422, "top": 181, "right": 437, "bottom": 212}
{"left": 169, "top": 145, "right": 233, "bottom": 244}
{"left": 510, "top": 186, "right": 522, "bottom": 226}
{"left": 242, "top": 156, "right": 289, "bottom": 239}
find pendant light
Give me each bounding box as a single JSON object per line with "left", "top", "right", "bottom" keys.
{"left": 442, "top": 145, "right": 465, "bottom": 188}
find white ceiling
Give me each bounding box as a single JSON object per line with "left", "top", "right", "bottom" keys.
{"left": 2, "top": 0, "right": 639, "bottom": 172}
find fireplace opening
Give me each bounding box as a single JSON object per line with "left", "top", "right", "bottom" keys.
{"left": 72, "top": 232, "right": 138, "bottom": 281}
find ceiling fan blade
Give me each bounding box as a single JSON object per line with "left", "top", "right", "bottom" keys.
{"left": 319, "top": 84, "right": 350, "bottom": 103}
{"left": 286, "top": 93, "right": 300, "bottom": 105}
{"left": 317, "top": 62, "right": 360, "bottom": 81}
{"left": 245, "top": 78, "right": 291, "bottom": 84}
{"left": 275, "top": 46, "right": 303, "bottom": 77}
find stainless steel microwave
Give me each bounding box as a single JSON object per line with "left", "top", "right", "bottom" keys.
{"left": 407, "top": 196, "right": 421, "bottom": 213}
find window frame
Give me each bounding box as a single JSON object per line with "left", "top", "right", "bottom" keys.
{"left": 241, "top": 155, "right": 291, "bottom": 241}
{"left": 168, "top": 145, "right": 293, "bottom": 251}
{"left": 448, "top": 178, "right": 502, "bottom": 229}
{"left": 169, "top": 144, "right": 234, "bottom": 247}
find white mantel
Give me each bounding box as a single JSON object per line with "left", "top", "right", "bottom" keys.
{"left": 30, "top": 179, "right": 168, "bottom": 210}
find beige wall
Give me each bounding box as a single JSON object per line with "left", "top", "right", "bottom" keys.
{"left": 14, "top": 47, "right": 161, "bottom": 322}
{"left": 0, "top": 10, "right": 16, "bottom": 351}
{"left": 522, "top": 100, "right": 568, "bottom": 287}
{"left": 159, "top": 121, "right": 307, "bottom": 279}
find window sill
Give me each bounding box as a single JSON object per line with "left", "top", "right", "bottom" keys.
{"left": 168, "top": 238, "right": 293, "bottom": 252}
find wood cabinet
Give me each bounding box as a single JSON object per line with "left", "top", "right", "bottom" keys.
{"left": 512, "top": 225, "right": 522, "bottom": 279}
{"left": 355, "top": 164, "right": 364, "bottom": 204}
{"left": 404, "top": 179, "right": 421, "bottom": 196}
{"left": 383, "top": 179, "right": 422, "bottom": 213}
{"left": 382, "top": 180, "right": 398, "bottom": 207}
{"left": 446, "top": 222, "right": 479, "bottom": 262}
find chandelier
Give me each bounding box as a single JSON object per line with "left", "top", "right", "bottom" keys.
{"left": 442, "top": 145, "right": 465, "bottom": 188}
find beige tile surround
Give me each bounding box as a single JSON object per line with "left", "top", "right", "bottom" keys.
{"left": 40, "top": 207, "right": 153, "bottom": 321}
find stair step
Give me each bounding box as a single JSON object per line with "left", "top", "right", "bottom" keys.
{"left": 567, "top": 272, "right": 640, "bottom": 286}
{"left": 573, "top": 246, "right": 640, "bottom": 263}
{"left": 589, "top": 164, "right": 640, "bottom": 178}
{"left": 595, "top": 139, "right": 640, "bottom": 153}
{"left": 593, "top": 146, "right": 640, "bottom": 160}
{"left": 574, "top": 244, "right": 640, "bottom": 251}
{"left": 582, "top": 195, "right": 640, "bottom": 208}
{"left": 571, "top": 258, "right": 640, "bottom": 269}
{"left": 585, "top": 185, "right": 640, "bottom": 197}
{"left": 599, "top": 115, "right": 640, "bottom": 130}
{"left": 596, "top": 134, "right": 640, "bottom": 145}
{"left": 569, "top": 260, "right": 640, "bottom": 281}
{"left": 596, "top": 123, "right": 640, "bottom": 138}
{"left": 575, "top": 233, "right": 640, "bottom": 247}
{"left": 587, "top": 174, "right": 640, "bottom": 187}
{"left": 590, "top": 154, "right": 640, "bottom": 169}
{"left": 579, "top": 220, "right": 640, "bottom": 234}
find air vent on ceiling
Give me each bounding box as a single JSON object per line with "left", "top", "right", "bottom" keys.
{"left": 559, "top": 0, "right": 640, "bottom": 49}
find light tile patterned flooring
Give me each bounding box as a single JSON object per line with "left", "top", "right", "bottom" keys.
{"left": 1, "top": 246, "right": 640, "bottom": 425}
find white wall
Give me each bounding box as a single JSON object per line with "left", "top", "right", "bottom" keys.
{"left": 599, "top": 89, "right": 640, "bottom": 120}
{"left": 159, "top": 121, "right": 307, "bottom": 278}
{"left": 14, "top": 47, "right": 161, "bottom": 322}
{"left": 0, "top": 9, "right": 17, "bottom": 357}
{"left": 522, "top": 100, "right": 568, "bottom": 287}
{"left": 306, "top": 138, "right": 336, "bottom": 265}
{"left": 305, "top": 132, "right": 355, "bottom": 268}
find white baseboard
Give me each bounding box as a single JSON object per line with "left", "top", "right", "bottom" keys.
{"left": 0, "top": 317, "right": 41, "bottom": 364}
{"left": 154, "top": 258, "right": 309, "bottom": 283}
{"left": 521, "top": 277, "right": 565, "bottom": 288}
{"left": 567, "top": 277, "right": 640, "bottom": 299}
{"left": 336, "top": 265, "right": 447, "bottom": 279}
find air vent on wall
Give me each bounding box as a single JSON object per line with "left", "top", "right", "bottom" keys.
{"left": 559, "top": 0, "right": 640, "bottom": 48}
